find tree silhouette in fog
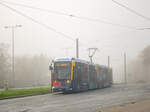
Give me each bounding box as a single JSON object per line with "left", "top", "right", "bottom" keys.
{"left": 0, "top": 43, "right": 10, "bottom": 88}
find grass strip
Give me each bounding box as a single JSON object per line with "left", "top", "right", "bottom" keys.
{"left": 0, "top": 87, "right": 51, "bottom": 99}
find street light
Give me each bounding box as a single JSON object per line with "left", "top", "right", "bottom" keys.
{"left": 4, "top": 25, "right": 22, "bottom": 87}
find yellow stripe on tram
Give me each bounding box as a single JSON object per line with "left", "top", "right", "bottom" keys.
{"left": 71, "top": 61, "right": 75, "bottom": 80}
{"left": 95, "top": 66, "right": 98, "bottom": 71}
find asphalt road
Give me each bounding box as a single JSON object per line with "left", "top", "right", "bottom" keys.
{"left": 0, "top": 83, "right": 150, "bottom": 112}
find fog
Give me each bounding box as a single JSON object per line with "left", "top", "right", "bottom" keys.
{"left": 128, "top": 45, "right": 150, "bottom": 83}
{"left": 0, "top": 43, "right": 51, "bottom": 88}
{"left": 0, "top": 0, "right": 150, "bottom": 87}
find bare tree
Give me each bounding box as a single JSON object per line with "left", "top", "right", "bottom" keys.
{"left": 140, "top": 45, "right": 150, "bottom": 81}
{"left": 128, "top": 45, "right": 150, "bottom": 83}
{"left": 140, "top": 46, "right": 150, "bottom": 65}
{"left": 0, "top": 43, "right": 10, "bottom": 88}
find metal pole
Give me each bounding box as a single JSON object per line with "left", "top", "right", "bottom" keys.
{"left": 4, "top": 25, "right": 22, "bottom": 88}
{"left": 76, "top": 38, "right": 79, "bottom": 58}
{"left": 12, "top": 27, "right": 15, "bottom": 87}
{"left": 51, "top": 68, "right": 53, "bottom": 92}
{"left": 108, "top": 56, "right": 110, "bottom": 69}
{"left": 124, "top": 52, "right": 127, "bottom": 83}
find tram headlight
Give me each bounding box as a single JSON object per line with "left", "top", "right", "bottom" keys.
{"left": 66, "top": 80, "right": 71, "bottom": 84}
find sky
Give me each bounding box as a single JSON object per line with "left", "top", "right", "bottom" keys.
{"left": 0, "top": 0, "right": 150, "bottom": 82}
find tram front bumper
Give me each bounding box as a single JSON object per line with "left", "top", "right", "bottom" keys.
{"left": 52, "top": 86, "right": 72, "bottom": 92}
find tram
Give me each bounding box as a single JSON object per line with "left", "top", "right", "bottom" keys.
{"left": 49, "top": 58, "right": 112, "bottom": 92}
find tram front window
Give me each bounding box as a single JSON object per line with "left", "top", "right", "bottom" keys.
{"left": 54, "top": 62, "right": 71, "bottom": 80}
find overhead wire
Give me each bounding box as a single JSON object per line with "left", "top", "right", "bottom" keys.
{"left": 0, "top": 1, "right": 75, "bottom": 41}
{"left": 1, "top": 0, "right": 149, "bottom": 56}
{"left": 71, "top": 15, "right": 139, "bottom": 30}
{"left": 1, "top": 1, "right": 141, "bottom": 63}
{"left": 112, "top": 0, "right": 150, "bottom": 21}
{"left": 0, "top": 0, "right": 72, "bottom": 16}
{"left": 139, "top": 27, "right": 150, "bottom": 30}
{"left": 0, "top": 0, "right": 141, "bottom": 30}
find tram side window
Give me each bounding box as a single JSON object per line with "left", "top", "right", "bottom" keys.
{"left": 93, "top": 67, "right": 97, "bottom": 82}
{"left": 80, "top": 63, "right": 88, "bottom": 82}
{"left": 74, "top": 62, "right": 80, "bottom": 81}
{"left": 97, "top": 68, "right": 100, "bottom": 81}
{"left": 108, "top": 68, "right": 112, "bottom": 82}
{"left": 91, "top": 66, "right": 95, "bottom": 82}
{"left": 89, "top": 66, "right": 93, "bottom": 82}
{"left": 89, "top": 66, "right": 94, "bottom": 82}
{"left": 101, "top": 69, "right": 105, "bottom": 81}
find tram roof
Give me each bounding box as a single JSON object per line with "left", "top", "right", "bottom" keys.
{"left": 54, "top": 58, "right": 110, "bottom": 69}
{"left": 54, "top": 57, "right": 89, "bottom": 63}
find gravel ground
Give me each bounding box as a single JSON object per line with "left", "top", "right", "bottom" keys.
{"left": 0, "top": 83, "right": 150, "bottom": 112}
